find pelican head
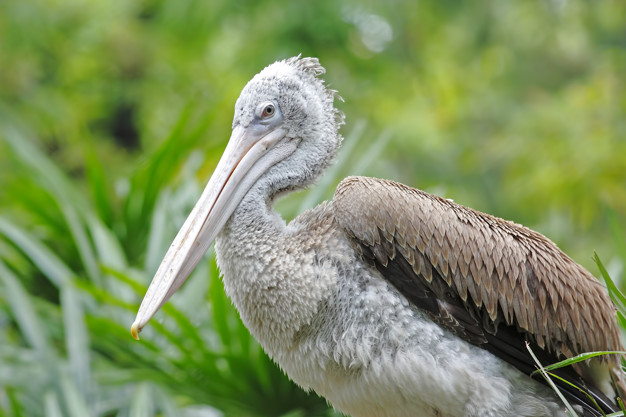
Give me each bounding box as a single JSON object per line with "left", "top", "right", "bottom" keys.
{"left": 131, "top": 56, "right": 343, "bottom": 338}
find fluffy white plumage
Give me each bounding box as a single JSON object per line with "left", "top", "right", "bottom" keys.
{"left": 216, "top": 199, "right": 570, "bottom": 416}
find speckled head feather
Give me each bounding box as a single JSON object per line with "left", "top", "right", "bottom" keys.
{"left": 234, "top": 55, "right": 344, "bottom": 133}
{"left": 231, "top": 56, "right": 345, "bottom": 196}
{"left": 285, "top": 55, "right": 325, "bottom": 76}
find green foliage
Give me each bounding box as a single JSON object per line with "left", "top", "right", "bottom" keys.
{"left": 1, "top": 0, "right": 625, "bottom": 416}
{"left": 0, "top": 127, "right": 337, "bottom": 416}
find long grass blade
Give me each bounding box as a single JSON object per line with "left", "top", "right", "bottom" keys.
{"left": 526, "top": 342, "right": 578, "bottom": 417}
{"left": 153, "top": 386, "right": 181, "bottom": 417}
{"left": 530, "top": 351, "right": 626, "bottom": 376}
{"left": 0, "top": 217, "right": 72, "bottom": 288}
{"left": 61, "top": 283, "right": 91, "bottom": 402}
{"left": 44, "top": 391, "right": 63, "bottom": 417}
{"left": 208, "top": 257, "right": 233, "bottom": 350}
{"left": 545, "top": 372, "right": 605, "bottom": 414}
{"left": 128, "top": 102, "right": 199, "bottom": 236}
{"left": 145, "top": 189, "right": 172, "bottom": 274}
{"left": 2, "top": 127, "right": 90, "bottom": 215}
{"left": 89, "top": 217, "right": 127, "bottom": 270}
{"left": 595, "top": 252, "right": 626, "bottom": 312}
{"left": 129, "top": 383, "right": 154, "bottom": 417}
{"left": 3, "top": 128, "right": 101, "bottom": 285}
{"left": 58, "top": 199, "right": 101, "bottom": 286}
{"left": 59, "top": 373, "right": 92, "bottom": 417}
{"left": 85, "top": 149, "right": 114, "bottom": 227}
{"left": 4, "top": 387, "right": 26, "bottom": 417}
{"left": 0, "top": 261, "right": 50, "bottom": 353}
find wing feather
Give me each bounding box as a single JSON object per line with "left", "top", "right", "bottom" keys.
{"left": 333, "top": 176, "right": 624, "bottom": 414}
{"left": 334, "top": 176, "right": 621, "bottom": 356}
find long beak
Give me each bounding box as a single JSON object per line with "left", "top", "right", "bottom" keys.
{"left": 131, "top": 124, "right": 294, "bottom": 339}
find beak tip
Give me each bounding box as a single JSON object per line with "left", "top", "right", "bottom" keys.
{"left": 130, "top": 321, "right": 141, "bottom": 341}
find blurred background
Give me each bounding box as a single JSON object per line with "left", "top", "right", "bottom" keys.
{"left": 1, "top": 0, "right": 625, "bottom": 416}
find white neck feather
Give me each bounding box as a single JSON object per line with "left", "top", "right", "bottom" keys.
{"left": 214, "top": 173, "right": 336, "bottom": 357}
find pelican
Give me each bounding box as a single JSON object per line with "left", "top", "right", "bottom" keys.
{"left": 132, "top": 56, "right": 625, "bottom": 417}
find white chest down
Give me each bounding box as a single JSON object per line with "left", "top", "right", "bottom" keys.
{"left": 278, "top": 280, "right": 571, "bottom": 417}
{"left": 216, "top": 214, "right": 571, "bottom": 417}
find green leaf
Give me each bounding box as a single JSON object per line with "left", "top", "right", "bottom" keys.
{"left": 129, "top": 383, "right": 154, "bottom": 417}
{"left": 0, "top": 260, "right": 50, "bottom": 353}
{"left": 144, "top": 189, "right": 172, "bottom": 274}
{"left": 59, "top": 373, "right": 92, "bottom": 417}
{"left": 595, "top": 252, "right": 626, "bottom": 312}
{"left": 3, "top": 128, "right": 101, "bottom": 285}
{"left": 0, "top": 217, "right": 74, "bottom": 288}
{"left": 526, "top": 342, "right": 578, "bottom": 417}
{"left": 44, "top": 391, "right": 63, "bottom": 417}
{"left": 530, "top": 351, "right": 626, "bottom": 375}
{"left": 5, "top": 387, "right": 26, "bottom": 417}
{"left": 85, "top": 149, "right": 114, "bottom": 228}
{"left": 543, "top": 372, "right": 604, "bottom": 415}
{"left": 209, "top": 257, "right": 233, "bottom": 350}
{"left": 89, "top": 217, "right": 127, "bottom": 270}
{"left": 61, "top": 283, "right": 91, "bottom": 401}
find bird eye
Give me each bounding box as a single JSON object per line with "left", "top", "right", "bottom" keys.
{"left": 261, "top": 104, "right": 275, "bottom": 118}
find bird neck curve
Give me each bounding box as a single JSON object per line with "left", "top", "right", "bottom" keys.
{"left": 228, "top": 171, "right": 288, "bottom": 239}
{"left": 214, "top": 133, "right": 342, "bottom": 355}
{"left": 238, "top": 126, "right": 342, "bottom": 220}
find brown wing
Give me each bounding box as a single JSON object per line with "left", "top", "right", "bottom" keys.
{"left": 333, "top": 176, "right": 623, "bottom": 413}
